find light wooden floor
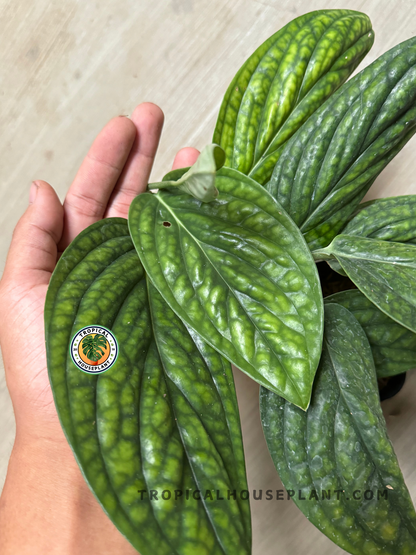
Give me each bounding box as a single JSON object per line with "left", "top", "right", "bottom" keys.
{"left": 1, "top": 1, "right": 416, "bottom": 553}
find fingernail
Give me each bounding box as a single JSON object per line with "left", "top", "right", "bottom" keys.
{"left": 29, "top": 181, "right": 39, "bottom": 204}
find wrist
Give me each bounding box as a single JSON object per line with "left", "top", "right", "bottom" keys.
{"left": 11, "top": 426, "right": 83, "bottom": 493}
{"left": 0, "top": 430, "right": 84, "bottom": 554}
{"left": 0, "top": 430, "right": 137, "bottom": 554}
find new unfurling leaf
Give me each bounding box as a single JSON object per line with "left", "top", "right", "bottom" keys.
{"left": 149, "top": 144, "right": 225, "bottom": 203}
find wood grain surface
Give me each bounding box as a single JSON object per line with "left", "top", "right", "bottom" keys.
{"left": 0, "top": 1, "right": 415, "bottom": 553}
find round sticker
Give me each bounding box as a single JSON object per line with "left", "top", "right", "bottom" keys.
{"left": 70, "top": 326, "right": 118, "bottom": 374}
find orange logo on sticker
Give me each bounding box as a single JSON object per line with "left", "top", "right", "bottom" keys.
{"left": 70, "top": 326, "right": 118, "bottom": 374}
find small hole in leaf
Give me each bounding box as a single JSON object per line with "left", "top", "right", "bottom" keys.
{"left": 162, "top": 221, "right": 171, "bottom": 227}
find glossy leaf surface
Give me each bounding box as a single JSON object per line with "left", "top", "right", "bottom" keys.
{"left": 323, "top": 195, "right": 416, "bottom": 277}
{"left": 213, "top": 10, "right": 373, "bottom": 183}
{"left": 46, "top": 218, "right": 251, "bottom": 555}
{"left": 267, "top": 36, "right": 416, "bottom": 250}
{"left": 319, "top": 234, "right": 416, "bottom": 333}
{"left": 260, "top": 303, "right": 416, "bottom": 555}
{"left": 344, "top": 195, "right": 416, "bottom": 243}
{"left": 325, "top": 290, "right": 416, "bottom": 377}
{"left": 129, "top": 168, "right": 323, "bottom": 410}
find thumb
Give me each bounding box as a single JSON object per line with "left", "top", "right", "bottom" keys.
{"left": 2, "top": 181, "right": 64, "bottom": 286}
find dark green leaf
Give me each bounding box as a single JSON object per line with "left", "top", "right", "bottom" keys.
{"left": 129, "top": 168, "right": 324, "bottom": 410}
{"left": 324, "top": 195, "right": 416, "bottom": 277}
{"left": 145, "top": 282, "right": 251, "bottom": 554}
{"left": 267, "top": 37, "right": 416, "bottom": 250}
{"left": 344, "top": 195, "right": 416, "bottom": 243}
{"left": 325, "top": 289, "right": 416, "bottom": 377}
{"left": 45, "top": 218, "right": 251, "bottom": 555}
{"left": 213, "top": 9, "right": 373, "bottom": 182}
{"left": 317, "top": 234, "right": 416, "bottom": 333}
{"left": 260, "top": 303, "right": 416, "bottom": 555}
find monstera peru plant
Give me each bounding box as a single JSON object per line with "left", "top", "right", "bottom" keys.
{"left": 45, "top": 9, "right": 416, "bottom": 555}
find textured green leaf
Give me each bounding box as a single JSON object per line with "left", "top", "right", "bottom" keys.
{"left": 129, "top": 168, "right": 323, "bottom": 410}
{"left": 213, "top": 9, "right": 373, "bottom": 183}
{"left": 344, "top": 195, "right": 416, "bottom": 243}
{"left": 267, "top": 36, "right": 416, "bottom": 250}
{"left": 322, "top": 195, "right": 416, "bottom": 277}
{"left": 45, "top": 218, "right": 251, "bottom": 555}
{"left": 146, "top": 282, "right": 251, "bottom": 554}
{"left": 150, "top": 145, "right": 225, "bottom": 203}
{"left": 325, "top": 289, "right": 416, "bottom": 377}
{"left": 260, "top": 303, "right": 416, "bottom": 555}
{"left": 318, "top": 234, "right": 416, "bottom": 333}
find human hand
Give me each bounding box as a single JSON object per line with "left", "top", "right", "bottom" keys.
{"left": 0, "top": 103, "right": 199, "bottom": 554}
{"left": 0, "top": 103, "right": 199, "bottom": 442}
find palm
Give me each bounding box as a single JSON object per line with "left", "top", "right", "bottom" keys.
{"left": 9, "top": 283, "right": 56, "bottom": 416}
{"left": 0, "top": 103, "right": 199, "bottom": 437}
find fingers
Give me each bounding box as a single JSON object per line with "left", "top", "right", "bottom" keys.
{"left": 2, "top": 181, "right": 63, "bottom": 286}
{"left": 106, "top": 103, "right": 164, "bottom": 218}
{"left": 56, "top": 105, "right": 193, "bottom": 253}
{"left": 59, "top": 116, "right": 136, "bottom": 251}
{"left": 171, "top": 147, "right": 200, "bottom": 170}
